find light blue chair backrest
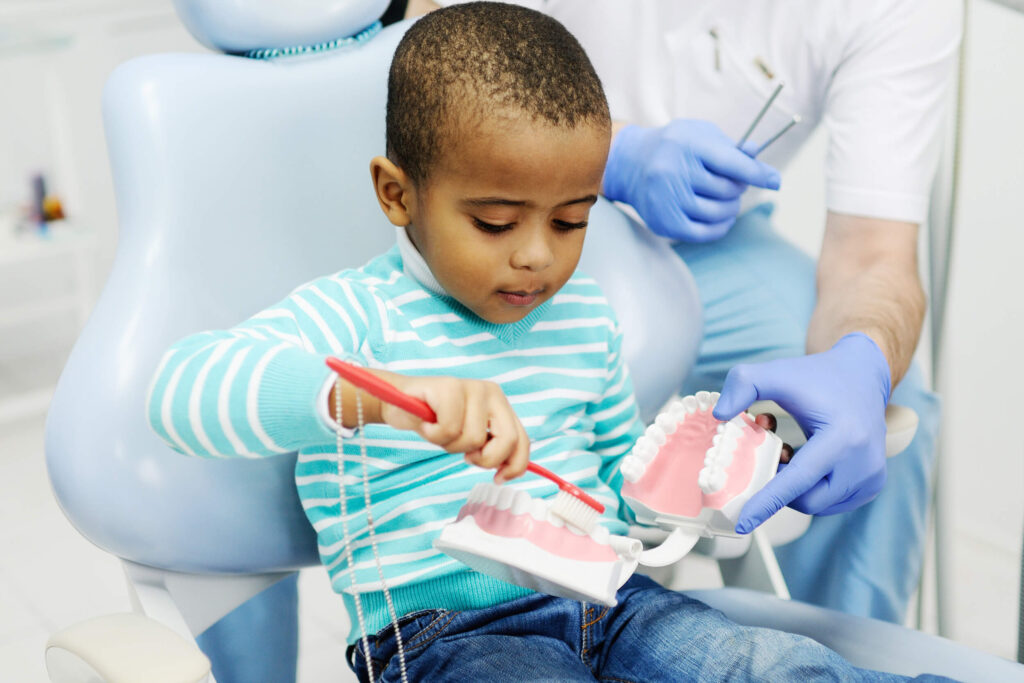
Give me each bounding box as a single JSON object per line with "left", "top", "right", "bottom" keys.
{"left": 44, "top": 19, "right": 701, "bottom": 577}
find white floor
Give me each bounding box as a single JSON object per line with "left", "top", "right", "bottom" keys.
{"left": 0, "top": 412, "right": 1019, "bottom": 681}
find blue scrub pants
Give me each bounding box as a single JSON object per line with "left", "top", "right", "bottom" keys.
{"left": 196, "top": 573, "right": 299, "bottom": 683}
{"left": 673, "top": 204, "right": 940, "bottom": 623}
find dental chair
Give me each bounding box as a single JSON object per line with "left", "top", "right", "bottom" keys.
{"left": 42, "top": 2, "right": 1024, "bottom": 681}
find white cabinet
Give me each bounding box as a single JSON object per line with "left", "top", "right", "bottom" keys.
{"left": 0, "top": 223, "right": 95, "bottom": 423}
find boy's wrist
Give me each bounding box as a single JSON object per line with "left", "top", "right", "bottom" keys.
{"left": 327, "top": 374, "right": 386, "bottom": 427}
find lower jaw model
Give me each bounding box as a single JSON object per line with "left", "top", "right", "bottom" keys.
{"left": 434, "top": 392, "right": 783, "bottom": 606}
{"left": 434, "top": 482, "right": 642, "bottom": 606}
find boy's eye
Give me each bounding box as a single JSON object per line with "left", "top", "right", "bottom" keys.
{"left": 473, "top": 217, "right": 514, "bottom": 233}
{"left": 553, "top": 219, "right": 588, "bottom": 231}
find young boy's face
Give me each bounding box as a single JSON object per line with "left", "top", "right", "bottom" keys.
{"left": 375, "top": 113, "right": 610, "bottom": 324}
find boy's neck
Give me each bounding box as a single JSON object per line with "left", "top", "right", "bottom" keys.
{"left": 395, "top": 225, "right": 447, "bottom": 297}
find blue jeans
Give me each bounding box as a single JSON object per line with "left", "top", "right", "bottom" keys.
{"left": 673, "top": 204, "right": 940, "bottom": 622}
{"left": 346, "top": 574, "right": 952, "bottom": 682}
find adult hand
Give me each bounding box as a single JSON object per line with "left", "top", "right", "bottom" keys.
{"left": 712, "top": 333, "right": 892, "bottom": 533}
{"left": 602, "top": 119, "right": 781, "bottom": 242}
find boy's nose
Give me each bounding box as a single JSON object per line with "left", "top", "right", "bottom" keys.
{"left": 510, "top": 232, "right": 555, "bottom": 271}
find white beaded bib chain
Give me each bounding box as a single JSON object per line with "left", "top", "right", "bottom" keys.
{"left": 335, "top": 378, "right": 409, "bottom": 683}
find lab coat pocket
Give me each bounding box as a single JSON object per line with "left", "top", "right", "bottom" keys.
{"left": 665, "top": 24, "right": 800, "bottom": 150}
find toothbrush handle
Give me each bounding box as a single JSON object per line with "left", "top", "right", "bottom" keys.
{"left": 526, "top": 462, "right": 604, "bottom": 513}
{"left": 326, "top": 357, "right": 437, "bottom": 423}
{"left": 326, "top": 357, "right": 602, "bottom": 511}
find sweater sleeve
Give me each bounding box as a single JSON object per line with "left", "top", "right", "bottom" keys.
{"left": 146, "top": 276, "right": 383, "bottom": 458}
{"left": 589, "top": 321, "right": 644, "bottom": 521}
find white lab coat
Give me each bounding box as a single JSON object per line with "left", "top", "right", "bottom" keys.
{"left": 439, "top": 0, "right": 962, "bottom": 224}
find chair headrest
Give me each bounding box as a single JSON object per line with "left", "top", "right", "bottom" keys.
{"left": 172, "top": 0, "right": 391, "bottom": 55}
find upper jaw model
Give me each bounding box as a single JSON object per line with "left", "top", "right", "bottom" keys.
{"left": 621, "top": 391, "right": 783, "bottom": 540}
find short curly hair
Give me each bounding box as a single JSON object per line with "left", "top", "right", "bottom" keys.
{"left": 386, "top": 1, "right": 610, "bottom": 186}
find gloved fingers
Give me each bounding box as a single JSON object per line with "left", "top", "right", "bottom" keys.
{"left": 680, "top": 193, "right": 742, "bottom": 225}
{"left": 689, "top": 169, "right": 747, "bottom": 200}
{"left": 735, "top": 432, "right": 840, "bottom": 532}
{"left": 684, "top": 218, "right": 736, "bottom": 243}
{"left": 785, "top": 475, "right": 850, "bottom": 516}
{"left": 713, "top": 363, "right": 766, "bottom": 420}
{"left": 712, "top": 357, "right": 811, "bottom": 421}
{"left": 803, "top": 466, "right": 886, "bottom": 515}
{"left": 701, "top": 145, "right": 781, "bottom": 190}
{"left": 735, "top": 461, "right": 823, "bottom": 533}
{"left": 640, "top": 193, "right": 699, "bottom": 240}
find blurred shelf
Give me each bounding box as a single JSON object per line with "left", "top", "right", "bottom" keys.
{"left": 0, "top": 293, "right": 79, "bottom": 328}
{"left": 0, "top": 385, "right": 53, "bottom": 424}
{"left": 0, "top": 26, "right": 73, "bottom": 59}
{"left": 0, "top": 221, "right": 95, "bottom": 265}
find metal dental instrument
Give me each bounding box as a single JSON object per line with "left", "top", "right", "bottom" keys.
{"left": 736, "top": 81, "right": 785, "bottom": 148}
{"left": 753, "top": 114, "right": 801, "bottom": 156}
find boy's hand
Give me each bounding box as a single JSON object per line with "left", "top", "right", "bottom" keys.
{"left": 383, "top": 374, "right": 531, "bottom": 483}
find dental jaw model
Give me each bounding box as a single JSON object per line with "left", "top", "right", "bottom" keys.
{"left": 434, "top": 482, "right": 642, "bottom": 606}
{"left": 621, "top": 391, "right": 783, "bottom": 556}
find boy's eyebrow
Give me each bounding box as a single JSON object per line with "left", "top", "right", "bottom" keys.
{"left": 461, "top": 195, "right": 599, "bottom": 209}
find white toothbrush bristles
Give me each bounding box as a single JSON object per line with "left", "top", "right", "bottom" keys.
{"left": 550, "top": 490, "right": 600, "bottom": 533}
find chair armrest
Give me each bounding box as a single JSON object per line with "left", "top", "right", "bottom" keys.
{"left": 45, "top": 613, "right": 210, "bottom": 683}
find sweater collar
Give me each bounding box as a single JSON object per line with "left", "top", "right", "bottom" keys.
{"left": 395, "top": 225, "right": 446, "bottom": 297}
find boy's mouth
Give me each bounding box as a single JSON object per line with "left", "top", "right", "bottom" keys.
{"left": 497, "top": 288, "right": 544, "bottom": 306}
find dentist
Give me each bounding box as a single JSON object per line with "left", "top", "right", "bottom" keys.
{"left": 419, "top": 0, "right": 962, "bottom": 624}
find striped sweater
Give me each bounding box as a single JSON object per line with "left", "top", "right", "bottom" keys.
{"left": 147, "top": 228, "right": 644, "bottom": 642}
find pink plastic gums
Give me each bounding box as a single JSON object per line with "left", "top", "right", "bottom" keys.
{"left": 434, "top": 483, "right": 641, "bottom": 606}
{"left": 621, "top": 391, "right": 783, "bottom": 538}
{"left": 455, "top": 502, "right": 617, "bottom": 562}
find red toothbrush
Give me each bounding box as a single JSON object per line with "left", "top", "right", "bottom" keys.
{"left": 326, "top": 357, "right": 605, "bottom": 529}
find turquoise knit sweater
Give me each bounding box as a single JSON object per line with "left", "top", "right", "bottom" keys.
{"left": 147, "top": 230, "right": 644, "bottom": 642}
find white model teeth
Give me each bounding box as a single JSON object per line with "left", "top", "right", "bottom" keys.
{"left": 625, "top": 392, "right": 729, "bottom": 488}
{"left": 622, "top": 435, "right": 659, "bottom": 483}
{"left": 620, "top": 456, "right": 645, "bottom": 483}
{"left": 466, "top": 482, "right": 608, "bottom": 541}
{"left": 655, "top": 412, "right": 678, "bottom": 434}
{"left": 698, "top": 466, "right": 727, "bottom": 493}
{"left": 645, "top": 423, "right": 667, "bottom": 446}
{"left": 633, "top": 438, "right": 657, "bottom": 462}
{"left": 697, "top": 417, "right": 745, "bottom": 494}
{"left": 510, "top": 490, "right": 532, "bottom": 516}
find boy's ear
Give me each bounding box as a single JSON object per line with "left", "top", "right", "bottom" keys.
{"left": 370, "top": 156, "right": 415, "bottom": 227}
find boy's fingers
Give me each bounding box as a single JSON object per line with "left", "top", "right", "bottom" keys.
{"left": 419, "top": 379, "right": 467, "bottom": 447}
{"left": 444, "top": 384, "right": 488, "bottom": 454}
{"left": 480, "top": 399, "right": 519, "bottom": 474}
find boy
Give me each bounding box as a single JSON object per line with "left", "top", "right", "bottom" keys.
{"left": 148, "top": 3, "right": 951, "bottom": 681}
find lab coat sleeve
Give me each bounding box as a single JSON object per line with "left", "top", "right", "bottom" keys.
{"left": 146, "top": 275, "right": 384, "bottom": 458}
{"left": 823, "top": 0, "right": 962, "bottom": 224}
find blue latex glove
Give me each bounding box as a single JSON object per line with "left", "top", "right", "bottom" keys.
{"left": 713, "top": 333, "right": 893, "bottom": 533}
{"left": 602, "top": 120, "right": 782, "bottom": 243}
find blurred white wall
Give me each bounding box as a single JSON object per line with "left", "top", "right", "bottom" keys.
{"left": 0, "top": 0, "right": 1020, "bottom": 663}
